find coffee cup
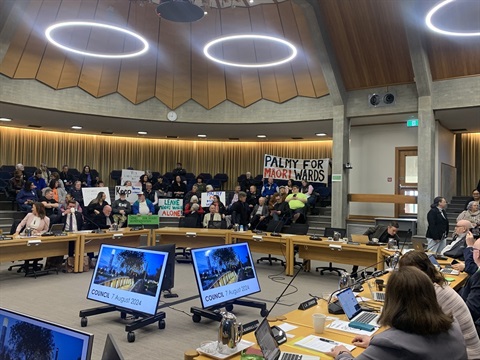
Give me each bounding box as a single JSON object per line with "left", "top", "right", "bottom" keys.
{"left": 372, "top": 238, "right": 379, "bottom": 243}
{"left": 312, "top": 313, "right": 326, "bottom": 334}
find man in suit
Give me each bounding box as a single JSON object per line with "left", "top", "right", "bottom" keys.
{"left": 62, "top": 199, "right": 84, "bottom": 257}
{"left": 462, "top": 234, "right": 480, "bottom": 336}
{"left": 440, "top": 219, "right": 471, "bottom": 259}
{"left": 250, "top": 197, "right": 269, "bottom": 231}
{"left": 231, "top": 192, "right": 250, "bottom": 230}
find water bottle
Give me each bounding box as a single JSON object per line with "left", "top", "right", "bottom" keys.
{"left": 239, "top": 225, "right": 244, "bottom": 232}
{"left": 339, "top": 271, "right": 354, "bottom": 289}
{"left": 387, "top": 238, "right": 397, "bottom": 250}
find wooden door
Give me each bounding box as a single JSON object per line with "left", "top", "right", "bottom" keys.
{"left": 395, "top": 147, "right": 418, "bottom": 217}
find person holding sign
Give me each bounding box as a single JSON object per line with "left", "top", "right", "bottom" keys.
{"left": 285, "top": 185, "right": 307, "bottom": 223}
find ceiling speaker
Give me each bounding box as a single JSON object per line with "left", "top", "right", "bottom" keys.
{"left": 368, "top": 91, "right": 396, "bottom": 108}
{"left": 156, "top": 0, "right": 205, "bottom": 22}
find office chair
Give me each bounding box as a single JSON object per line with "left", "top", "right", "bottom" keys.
{"left": 8, "top": 220, "right": 43, "bottom": 275}
{"left": 285, "top": 223, "right": 310, "bottom": 268}
{"left": 256, "top": 220, "right": 286, "bottom": 266}
{"left": 175, "top": 217, "right": 199, "bottom": 263}
{"left": 315, "top": 227, "right": 347, "bottom": 276}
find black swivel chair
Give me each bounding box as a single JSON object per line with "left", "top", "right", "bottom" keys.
{"left": 286, "top": 223, "right": 310, "bottom": 268}
{"left": 8, "top": 219, "right": 43, "bottom": 275}
{"left": 256, "top": 220, "right": 286, "bottom": 266}
{"left": 175, "top": 216, "right": 199, "bottom": 263}
{"left": 315, "top": 227, "right": 347, "bottom": 276}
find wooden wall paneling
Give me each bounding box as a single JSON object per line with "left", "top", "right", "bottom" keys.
{"left": 128, "top": 3, "right": 159, "bottom": 104}
{"left": 171, "top": 23, "right": 192, "bottom": 109}
{"left": 221, "top": 7, "right": 262, "bottom": 107}
{"left": 191, "top": 10, "right": 227, "bottom": 109}
{"left": 0, "top": 1, "right": 42, "bottom": 77}
{"left": 250, "top": 4, "right": 283, "bottom": 103}
{"left": 317, "top": 0, "right": 413, "bottom": 90}
{"left": 291, "top": 1, "right": 328, "bottom": 98}
{"left": 14, "top": 0, "right": 61, "bottom": 79}
{"left": 36, "top": 0, "right": 83, "bottom": 89}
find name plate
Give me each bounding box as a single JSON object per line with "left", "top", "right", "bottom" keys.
{"left": 298, "top": 297, "right": 318, "bottom": 311}
{"left": 242, "top": 320, "right": 260, "bottom": 334}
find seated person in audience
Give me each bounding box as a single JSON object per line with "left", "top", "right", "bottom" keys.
{"left": 364, "top": 221, "right": 400, "bottom": 244}
{"left": 278, "top": 185, "right": 288, "bottom": 197}
{"left": 247, "top": 185, "right": 260, "bottom": 210}
{"left": 261, "top": 177, "right": 279, "bottom": 199}
{"left": 50, "top": 172, "right": 65, "bottom": 190}
{"left": 457, "top": 201, "right": 480, "bottom": 228}
{"left": 451, "top": 230, "right": 479, "bottom": 275}
{"left": 86, "top": 192, "right": 109, "bottom": 226}
{"left": 143, "top": 170, "right": 157, "bottom": 185}
{"left": 185, "top": 203, "right": 202, "bottom": 228}
{"left": 79, "top": 165, "right": 98, "bottom": 187}
{"left": 465, "top": 189, "right": 480, "bottom": 210}
{"left": 184, "top": 195, "right": 204, "bottom": 216}
{"left": 184, "top": 184, "right": 200, "bottom": 206}
{"left": 14, "top": 202, "right": 50, "bottom": 236}
{"left": 231, "top": 192, "right": 249, "bottom": 230}
{"left": 441, "top": 219, "right": 472, "bottom": 259}
{"left": 69, "top": 180, "right": 84, "bottom": 209}
{"left": 203, "top": 204, "right": 222, "bottom": 228}
{"left": 300, "top": 180, "right": 317, "bottom": 212}
{"left": 152, "top": 177, "right": 169, "bottom": 195}
{"left": 144, "top": 182, "right": 159, "bottom": 212}
{"left": 59, "top": 193, "right": 82, "bottom": 214}
{"left": 250, "top": 196, "right": 269, "bottom": 230}
{"left": 327, "top": 266, "right": 468, "bottom": 360}
{"left": 41, "top": 188, "right": 60, "bottom": 224}
{"left": 59, "top": 165, "right": 74, "bottom": 190}
{"left": 16, "top": 181, "right": 38, "bottom": 212}
{"left": 399, "top": 251, "right": 480, "bottom": 358}
{"left": 205, "top": 184, "right": 214, "bottom": 192}
{"left": 286, "top": 179, "right": 295, "bottom": 194}
{"left": 15, "top": 163, "right": 28, "bottom": 182}
{"left": 96, "top": 179, "right": 105, "bottom": 187}
{"left": 29, "top": 169, "right": 47, "bottom": 193}
{"left": 271, "top": 193, "right": 289, "bottom": 222}
{"left": 48, "top": 179, "right": 66, "bottom": 204}
{"left": 195, "top": 176, "right": 207, "bottom": 193}
{"left": 132, "top": 192, "right": 155, "bottom": 215}
{"left": 285, "top": 185, "right": 307, "bottom": 223}
{"left": 240, "top": 172, "right": 256, "bottom": 192}
{"left": 8, "top": 170, "right": 25, "bottom": 198}
{"left": 39, "top": 162, "right": 51, "bottom": 180}
{"left": 97, "top": 205, "right": 114, "bottom": 229}
{"left": 172, "top": 162, "right": 186, "bottom": 177}
{"left": 61, "top": 199, "right": 84, "bottom": 232}
{"left": 111, "top": 191, "right": 132, "bottom": 227}
{"left": 171, "top": 175, "right": 187, "bottom": 198}
{"left": 227, "top": 185, "right": 241, "bottom": 212}
{"left": 462, "top": 237, "right": 480, "bottom": 336}
{"left": 123, "top": 180, "right": 133, "bottom": 186}
{"left": 139, "top": 174, "right": 149, "bottom": 191}
{"left": 212, "top": 195, "right": 227, "bottom": 216}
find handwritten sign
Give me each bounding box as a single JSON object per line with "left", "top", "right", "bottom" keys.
{"left": 158, "top": 198, "right": 183, "bottom": 217}
{"left": 114, "top": 186, "right": 143, "bottom": 204}
{"left": 120, "top": 169, "right": 144, "bottom": 186}
{"left": 200, "top": 191, "right": 226, "bottom": 208}
{"left": 263, "top": 154, "right": 329, "bottom": 184}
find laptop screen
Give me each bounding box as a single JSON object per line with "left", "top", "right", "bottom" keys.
{"left": 50, "top": 223, "right": 65, "bottom": 234}
{"left": 336, "top": 288, "right": 362, "bottom": 320}
{"left": 254, "top": 318, "right": 280, "bottom": 360}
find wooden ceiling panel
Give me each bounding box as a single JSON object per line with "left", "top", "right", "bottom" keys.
{"left": 317, "top": 0, "right": 414, "bottom": 90}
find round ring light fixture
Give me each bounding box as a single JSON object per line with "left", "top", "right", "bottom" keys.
{"left": 45, "top": 21, "right": 149, "bottom": 58}
{"left": 203, "top": 34, "right": 297, "bottom": 68}
{"left": 425, "top": 0, "right": 480, "bottom": 37}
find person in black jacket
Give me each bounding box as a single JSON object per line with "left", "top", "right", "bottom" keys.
{"left": 426, "top": 196, "right": 449, "bottom": 254}
{"left": 231, "top": 192, "right": 249, "bottom": 229}
{"left": 461, "top": 236, "right": 480, "bottom": 336}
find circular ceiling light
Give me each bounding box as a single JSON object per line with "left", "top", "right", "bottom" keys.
{"left": 203, "top": 35, "right": 297, "bottom": 68}
{"left": 426, "top": 0, "right": 480, "bottom": 37}
{"left": 45, "top": 21, "right": 149, "bottom": 58}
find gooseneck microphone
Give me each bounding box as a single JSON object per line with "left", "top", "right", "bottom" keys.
{"left": 82, "top": 213, "right": 103, "bottom": 233}
{"left": 270, "top": 214, "right": 287, "bottom": 237}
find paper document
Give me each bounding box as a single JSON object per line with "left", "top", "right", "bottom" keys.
{"left": 277, "top": 323, "right": 298, "bottom": 332}
{"left": 327, "top": 319, "right": 378, "bottom": 336}
{"left": 295, "top": 335, "right": 356, "bottom": 353}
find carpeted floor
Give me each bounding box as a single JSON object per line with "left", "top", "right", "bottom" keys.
{"left": 0, "top": 253, "right": 351, "bottom": 359}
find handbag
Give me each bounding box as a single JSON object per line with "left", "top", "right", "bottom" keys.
{"left": 443, "top": 238, "right": 466, "bottom": 259}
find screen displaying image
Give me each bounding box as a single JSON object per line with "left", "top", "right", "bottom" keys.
{"left": 87, "top": 244, "right": 168, "bottom": 315}
{"left": 0, "top": 307, "right": 93, "bottom": 360}
{"left": 191, "top": 242, "right": 261, "bottom": 308}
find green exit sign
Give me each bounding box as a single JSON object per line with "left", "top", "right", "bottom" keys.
{"left": 407, "top": 119, "right": 419, "bottom": 127}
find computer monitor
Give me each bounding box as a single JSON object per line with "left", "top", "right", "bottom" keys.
{"left": 87, "top": 244, "right": 168, "bottom": 315}
{"left": 101, "top": 333, "right": 124, "bottom": 360}
{"left": 0, "top": 307, "right": 93, "bottom": 360}
{"left": 190, "top": 242, "right": 261, "bottom": 308}
{"left": 143, "top": 243, "right": 176, "bottom": 292}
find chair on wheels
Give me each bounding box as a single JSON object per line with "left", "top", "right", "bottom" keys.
{"left": 285, "top": 223, "right": 310, "bottom": 268}
{"left": 8, "top": 220, "right": 43, "bottom": 274}
{"left": 256, "top": 220, "right": 286, "bottom": 266}
{"left": 315, "top": 227, "right": 347, "bottom": 276}
{"left": 175, "top": 217, "right": 199, "bottom": 263}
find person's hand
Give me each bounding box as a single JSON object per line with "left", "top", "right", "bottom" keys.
{"left": 94, "top": 210, "right": 100, "bottom": 215}
{"left": 452, "top": 262, "right": 465, "bottom": 272}
{"left": 260, "top": 216, "right": 265, "bottom": 221}
{"left": 119, "top": 210, "right": 125, "bottom": 215}
{"left": 325, "top": 345, "right": 350, "bottom": 358}
{"left": 148, "top": 212, "right": 152, "bottom": 215}
{"left": 352, "top": 335, "right": 371, "bottom": 348}
{"left": 466, "top": 231, "right": 475, "bottom": 247}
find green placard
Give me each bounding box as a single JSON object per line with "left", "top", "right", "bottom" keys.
{"left": 127, "top": 215, "right": 159, "bottom": 225}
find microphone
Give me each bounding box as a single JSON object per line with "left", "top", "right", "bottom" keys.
{"left": 270, "top": 214, "right": 287, "bottom": 237}
{"left": 267, "top": 262, "right": 304, "bottom": 317}
{"left": 82, "top": 213, "right": 103, "bottom": 233}
{"left": 252, "top": 213, "right": 266, "bottom": 235}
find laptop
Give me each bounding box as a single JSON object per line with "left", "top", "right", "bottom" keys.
{"left": 428, "top": 255, "right": 459, "bottom": 275}
{"left": 50, "top": 223, "right": 66, "bottom": 236}
{"left": 350, "top": 234, "right": 370, "bottom": 244}
{"left": 336, "top": 288, "right": 379, "bottom": 326}
{"left": 366, "top": 281, "right": 385, "bottom": 302}
{"left": 254, "top": 318, "right": 319, "bottom": 360}
{"left": 412, "top": 238, "right": 425, "bottom": 252}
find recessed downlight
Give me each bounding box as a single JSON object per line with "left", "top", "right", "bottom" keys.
{"left": 257, "top": 134, "right": 267, "bottom": 138}
{"left": 71, "top": 125, "right": 82, "bottom": 130}
{"left": 197, "top": 134, "right": 207, "bottom": 138}
{"left": 0, "top": 117, "right": 12, "bottom": 122}
{"left": 315, "top": 133, "right": 327, "bottom": 137}
{"left": 137, "top": 131, "right": 147, "bottom": 135}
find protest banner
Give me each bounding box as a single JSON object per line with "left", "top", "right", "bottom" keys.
{"left": 263, "top": 154, "right": 329, "bottom": 184}
{"left": 114, "top": 186, "right": 143, "bottom": 204}
{"left": 200, "top": 191, "right": 226, "bottom": 208}
{"left": 82, "top": 187, "right": 111, "bottom": 206}
{"left": 120, "top": 169, "right": 144, "bottom": 186}
{"left": 158, "top": 198, "right": 183, "bottom": 217}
